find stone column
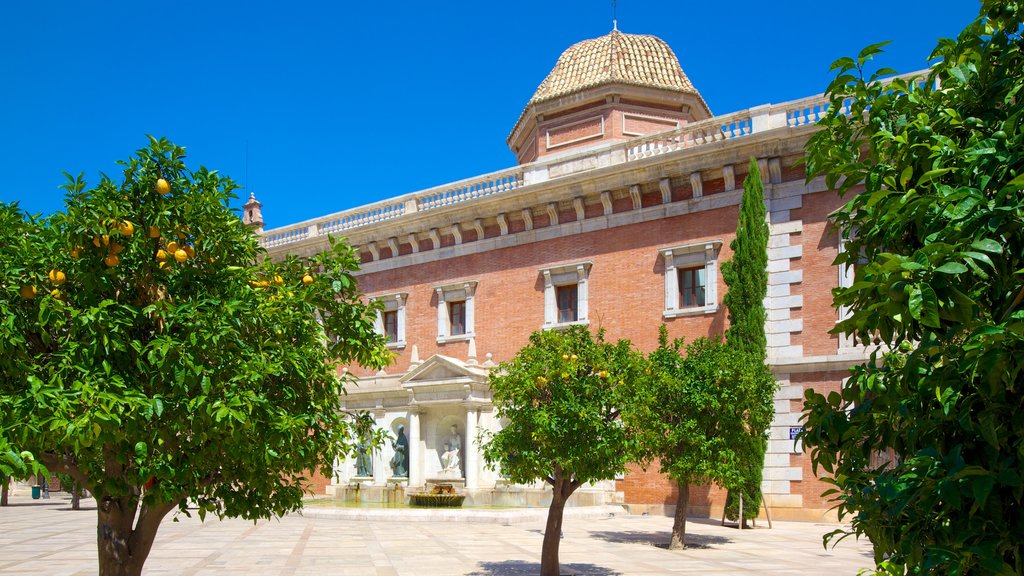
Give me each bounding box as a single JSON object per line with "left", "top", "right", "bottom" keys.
{"left": 408, "top": 407, "right": 421, "bottom": 487}
{"left": 372, "top": 409, "right": 387, "bottom": 486}
{"left": 464, "top": 405, "right": 479, "bottom": 490}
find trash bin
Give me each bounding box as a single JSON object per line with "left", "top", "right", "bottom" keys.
{"left": 31, "top": 485, "right": 41, "bottom": 499}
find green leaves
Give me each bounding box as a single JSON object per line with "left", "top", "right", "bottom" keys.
{"left": 802, "top": 1, "right": 1024, "bottom": 572}
{"left": 0, "top": 137, "right": 389, "bottom": 548}
{"left": 481, "top": 326, "right": 645, "bottom": 489}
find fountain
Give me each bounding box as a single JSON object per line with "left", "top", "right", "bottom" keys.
{"left": 409, "top": 483, "right": 465, "bottom": 507}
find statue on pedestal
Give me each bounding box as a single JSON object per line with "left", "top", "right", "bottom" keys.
{"left": 440, "top": 424, "right": 462, "bottom": 475}
{"left": 390, "top": 425, "right": 409, "bottom": 477}
{"left": 355, "top": 436, "right": 372, "bottom": 477}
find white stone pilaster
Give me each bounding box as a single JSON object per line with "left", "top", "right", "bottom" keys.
{"left": 373, "top": 409, "right": 387, "bottom": 485}
{"left": 408, "top": 408, "right": 421, "bottom": 486}
{"left": 465, "top": 406, "right": 479, "bottom": 490}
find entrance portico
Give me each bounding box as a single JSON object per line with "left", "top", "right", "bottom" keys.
{"left": 333, "top": 349, "right": 619, "bottom": 507}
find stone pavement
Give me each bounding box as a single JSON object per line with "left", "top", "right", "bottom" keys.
{"left": 0, "top": 495, "right": 874, "bottom": 575}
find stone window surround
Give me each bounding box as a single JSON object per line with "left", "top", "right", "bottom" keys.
{"left": 435, "top": 280, "right": 478, "bottom": 343}
{"left": 540, "top": 261, "right": 592, "bottom": 330}
{"left": 660, "top": 240, "right": 722, "bottom": 318}
{"left": 370, "top": 292, "right": 408, "bottom": 349}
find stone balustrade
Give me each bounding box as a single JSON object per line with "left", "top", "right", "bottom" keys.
{"left": 259, "top": 71, "right": 928, "bottom": 250}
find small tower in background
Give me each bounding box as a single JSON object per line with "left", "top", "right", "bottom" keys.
{"left": 242, "top": 193, "right": 264, "bottom": 233}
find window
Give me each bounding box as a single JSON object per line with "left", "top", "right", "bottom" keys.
{"left": 678, "top": 267, "right": 706, "bottom": 308}
{"left": 540, "top": 261, "right": 591, "bottom": 329}
{"left": 449, "top": 301, "right": 466, "bottom": 336}
{"left": 660, "top": 241, "right": 721, "bottom": 318}
{"left": 435, "top": 281, "right": 477, "bottom": 343}
{"left": 371, "top": 292, "right": 407, "bottom": 349}
{"left": 383, "top": 310, "right": 399, "bottom": 343}
{"left": 556, "top": 285, "right": 578, "bottom": 323}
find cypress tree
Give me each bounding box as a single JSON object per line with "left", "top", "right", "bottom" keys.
{"left": 720, "top": 158, "right": 772, "bottom": 526}
{"left": 722, "top": 157, "right": 769, "bottom": 360}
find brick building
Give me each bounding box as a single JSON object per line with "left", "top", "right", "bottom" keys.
{"left": 254, "top": 28, "right": 869, "bottom": 521}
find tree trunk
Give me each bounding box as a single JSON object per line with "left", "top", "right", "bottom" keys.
{"left": 71, "top": 481, "right": 81, "bottom": 511}
{"left": 95, "top": 496, "right": 171, "bottom": 576}
{"left": 669, "top": 481, "right": 690, "bottom": 549}
{"left": 1, "top": 477, "right": 9, "bottom": 506}
{"left": 541, "top": 482, "right": 569, "bottom": 576}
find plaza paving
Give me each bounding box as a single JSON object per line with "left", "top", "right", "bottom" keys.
{"left": 0, "top": 494, "right": 874, "bottom": 575}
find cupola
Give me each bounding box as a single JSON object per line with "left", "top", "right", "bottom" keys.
{"left": 508, "top": 29, "right": 711, "bottom": 164}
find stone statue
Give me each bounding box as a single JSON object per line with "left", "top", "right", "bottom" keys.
{"left": 389, "top": 425, "right": 409, "bottom": 477}
{"left": 440, "top": 424, "right": 462, "bottom": 474}
{"left": 355, "top": 437, "right": 372, "bottom": 477}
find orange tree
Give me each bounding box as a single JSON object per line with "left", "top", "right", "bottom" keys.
{"left": 480, "top": 326, "right": 647, "bottom": 576}
{"left": 636, "top": 327, "right": 775, "bottom": 549}
{"left": 801, "top": 2, "right": 1023, "bottom": 573}
{"left": 0, "top": 137, "right": 389, "bottom": 576}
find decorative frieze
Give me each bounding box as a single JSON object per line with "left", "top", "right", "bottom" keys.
{"left": 629, "top": 185, "right": 641, "bottom": 210}
{"left": 521, "top": 208, "right": 533, "bottom": 231}
{"left": 689, "top": 172, "right": 703, "bottom": 198}
{"left": 658, "top": 178, "right": 671, "bottom": 204}
{"left": 723, "top": 164, "right": 736, "bottom": 191}
{"left": 546, "top": 203, "right": 559, "bottom": 226}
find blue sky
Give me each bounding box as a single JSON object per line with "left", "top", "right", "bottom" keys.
{"left": 1, "top": 1, "right": 978, "bottom": 230}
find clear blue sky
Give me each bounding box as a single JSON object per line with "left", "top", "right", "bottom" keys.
{"left": 1, "top": 1, "right": 979, "bottom": 230}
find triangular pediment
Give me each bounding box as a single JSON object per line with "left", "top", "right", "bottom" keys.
{"left": 399, "top": 354, "right": 486, "bottom": 385}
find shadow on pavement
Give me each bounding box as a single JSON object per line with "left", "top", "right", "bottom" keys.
{"left": 0, "top": 500, "right": 66, "bottom": 508}
{"left": 467, "top": 560, "right": 622, "bottom": 575}
{"left": 588, "top": 530, "right": 732, "bottom": 549}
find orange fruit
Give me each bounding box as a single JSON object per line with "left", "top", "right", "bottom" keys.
{"left": 302, "top": 274, "right": 314, "bottom": 285}
{"left": 70, "top": 246, "right": 82, "bottom": 259}
{"left": 173, "top": 249, "right": 188, "bottom": 263}
{"left": 156, "top": 178, "right": 171, "bottom": 195}
{"left": 50, "top": 288, "right": 62, "bottom": 300}
{"left": 148, "top": 225, "right": 160, "bottom": 238}
{"left": 48, "top": 269, "right": 66, "bottom": 285}
{"left": 155, "top": 249, "right": 168, "bottom": 262}
{"left": 19, "top": 285, "right": 37, "bottom": 300}
{"left": 158, "top": 260, "right": 169, "bottom": 270}
{"left": 109, "top": 242, "right": 124, "bottom": 255}
{"left": 104, "top": 254, "right": 119, "bottom": 267}
{"left": 166, "top": 241, "right": 179, "bottom": 253}
{"left": 100, "top": 235, "right": 110, "bottom": 246}
{"left": 273, "top": 275, "right": 283, "bottom": 285}
{"left": 92, "top": 236, "right": 101, "bottom": 248}
{"left": 118, "top": 221, "right": 135, "bottom": 236}
{"left": 183, "top": 245, "right": 195, "bottom": 258}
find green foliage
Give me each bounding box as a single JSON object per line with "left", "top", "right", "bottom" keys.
{"left": 801, "top": 3, "right": 1023, "bottom": 573}
{"left": 0, "top": 137, "right": 389, "bottom": 571}
{"left": 720, "top": 159, "right": 773, "bottom": 522}
{"left": 481, "top": 326, "right": 645, "bottom": 488}
{"left": 722, "top": 158, "right": 770, "bottom": 361}
{"left": 639, "top": 327, "right": 775, "bottom": 492}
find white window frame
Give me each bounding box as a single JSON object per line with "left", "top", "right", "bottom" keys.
{"left": 435, "top": 280, "right": 477, "bottom": 343}
{"left": 660, "top": 241, "right": 721, "bottom": 318}
{"left": 540, "top": 261, "right": 592, "bottom": 329}
{"left": 371, "top": 292, "right": 407, "bottom": 349}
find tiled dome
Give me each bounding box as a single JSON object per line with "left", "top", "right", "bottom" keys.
{"left": 529, "top": 30, "right": 703, "bottom": 105}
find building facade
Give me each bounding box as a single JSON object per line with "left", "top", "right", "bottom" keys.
{"left": 254, "top": 29, "right": 869, "bottom": 521}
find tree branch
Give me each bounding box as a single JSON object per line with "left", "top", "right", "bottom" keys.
{"left": 38, "top": 451, "right": 89, "bottom": 488}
